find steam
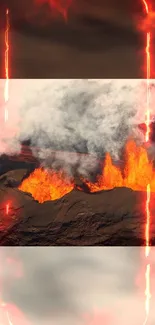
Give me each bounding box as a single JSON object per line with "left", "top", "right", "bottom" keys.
{"left": 0, "top": 79, "right": 151, "bottom": 175}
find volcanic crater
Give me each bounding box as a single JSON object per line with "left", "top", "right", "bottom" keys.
{"left": 0, "top": 139, "right": 155, "bottom": 246}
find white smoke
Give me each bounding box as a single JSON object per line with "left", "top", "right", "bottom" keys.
{"left": 0, "top": 79, "right": 153, "bottom": 175}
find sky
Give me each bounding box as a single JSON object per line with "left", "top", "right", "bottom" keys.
{"left": 1, "top": 246, "right": 155, "bottom": 325}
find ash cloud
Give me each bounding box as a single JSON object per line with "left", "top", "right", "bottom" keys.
{"left": 0, "top": 79, "right": 150, "bottom": 175}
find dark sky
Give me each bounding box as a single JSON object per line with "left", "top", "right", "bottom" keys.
{"left": 0, "top": 0, "right": 150, "bottom": 78}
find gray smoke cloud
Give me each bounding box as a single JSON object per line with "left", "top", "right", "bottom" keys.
{"left": 0, "top": 247, "right": 155, "bottom": 325}
{"left": 0, "top": 79, "right": 152, "bottom": 175}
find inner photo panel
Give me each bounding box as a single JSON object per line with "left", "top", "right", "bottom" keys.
{"left": 0, "top": 79, "right": 154, "bottom": 246}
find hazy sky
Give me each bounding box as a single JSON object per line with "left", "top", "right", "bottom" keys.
{"left": 1, "top": 247, "right": 155, "bottom": 325}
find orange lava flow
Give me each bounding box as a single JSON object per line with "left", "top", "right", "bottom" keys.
{"left": 4, "top": 8, "right": 10, "bottom": 122}
{"left": 84, "top": 140, "right": 155, "bottom": 193}
{"left": 19, "top": 139, "right": 155, "bottom": 202}
{"left": 19, "top": 168, "right": 74, "bottom": 203}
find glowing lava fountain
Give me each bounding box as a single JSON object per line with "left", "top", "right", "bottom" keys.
{"left": 19, "top": 139, "right": 155, "bottom": 202}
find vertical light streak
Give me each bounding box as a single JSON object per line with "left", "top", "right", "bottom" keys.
{"left": 4, "top": 8, "right": 10, "bottom": 122}
{"left": 141, "top": 1, "right": 151, "bottom": 325}
{"left": 6, "top": 203, "right": 9, "bottom": 215}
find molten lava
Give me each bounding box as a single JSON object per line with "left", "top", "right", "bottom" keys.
{"left": 19, "top": 168, "right": 74, "bottom": 203}
{"left": 19, "top": 139, "right": 155, "bottom": 203}
{"left": 85, "top": 140, "right": 154, "bottom": 193}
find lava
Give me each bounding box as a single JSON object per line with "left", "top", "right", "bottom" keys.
{"left": 85, "top": 140, "right": 155, "bottom": 193}
{"left": 19, "top": 168, "right": 74, "bottom": 203}
{"left": 4, "top": 9, "right": 10, "bottom": 122}
{"left": 18, "top": 139, "right": 155, "bottom": 202}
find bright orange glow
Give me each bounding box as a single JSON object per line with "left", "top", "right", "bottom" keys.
{"left": 19, "top": 168, "right": 74, "bottom": 203}
{"left": 82, "top": 140, "right": 155, "bottom": 193}
{"left": 19, "top": 139, "right": 155, "bottom": 201}
{"left": 4, "top": 8, "right": 10, "bottom": 122}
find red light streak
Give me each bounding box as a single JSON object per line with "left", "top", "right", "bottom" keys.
{"left": 6, "top": 203, "right": 9, "bottom": 215}
{"left": 142, "top": 0, "right": 149, "bottom": 13}
{"left": 141, "top": 1, "right": 152, "bottom": 324}
{"left": 36, "top": 0, "right": 72, "bottom": 22}
{"left": 4, "top": 8, "right": 10, "bottom": 122}
{"left": 145, "top": 184, "right": 150, "bottom": 257}
{"left": 145, "top": 32, "right": 151, "bottom": 142}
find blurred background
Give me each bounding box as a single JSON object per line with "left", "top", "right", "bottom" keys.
{"left": 0, "top": 0, "right": 150, "bottom": 78}
{"left": 0, "top": 0, "right": 144, "bottom": 29}
{"left": 0, "top": 247, "right": 155, "bottom": 325}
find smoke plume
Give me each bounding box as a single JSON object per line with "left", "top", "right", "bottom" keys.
{"left": 0, "top": 79, "right": 151, "bottom": 175}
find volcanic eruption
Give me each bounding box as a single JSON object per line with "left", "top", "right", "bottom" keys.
{"left": 19, "top": 168, "right": 74, "bottom": 203}
{"left": 18, "top": 138, "right": 155, "bottom": 203}
{"left": 0, "top": 79, "right": 154, "bottom": 245}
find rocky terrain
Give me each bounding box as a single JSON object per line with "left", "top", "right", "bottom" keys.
{"left": 0, "top": 165, "right": 154, "bottom": 246}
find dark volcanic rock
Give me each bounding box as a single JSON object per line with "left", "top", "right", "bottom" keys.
{"left": 0, "top": 169, "right": 30, "bottom": 187}
{"left": 0, "top": 180, "right": 154, "bottom": 245}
